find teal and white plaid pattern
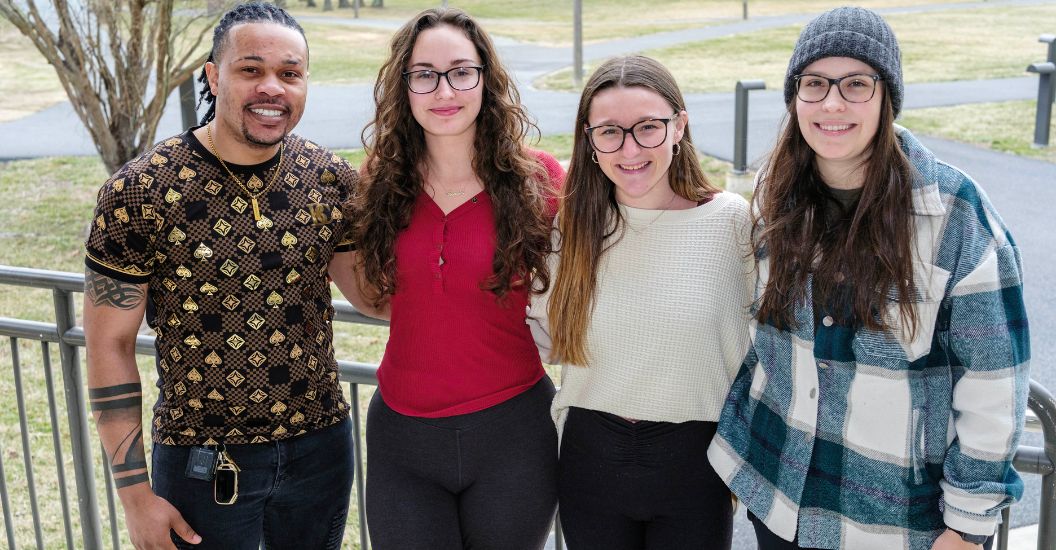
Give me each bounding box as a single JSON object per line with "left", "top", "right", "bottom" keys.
{"left": 709, "top": 127, "right": 1030, "bottom": 550}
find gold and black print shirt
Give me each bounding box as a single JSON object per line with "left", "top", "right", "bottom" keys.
{"left": 85, "top": 130, "right": 357, "bottom": 446}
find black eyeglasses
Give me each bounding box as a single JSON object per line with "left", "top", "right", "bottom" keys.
{"left": 585, "top": 113, "right": 677, "bottom": 154}
{"left": 402, "top": 66, "right": 485, "bottom": 94}
{"left": 794, "top": 73, "right": 883, "bottom": 104}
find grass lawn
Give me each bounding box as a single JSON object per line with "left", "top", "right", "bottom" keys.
{"left": 901, "top": 100, "right": 1056, "bottom": 164}
{"left": 0, "top": 17, "right": 67, "bottom": 122}
{"left": 537, "top": 4, "right": 1056, "bottom": 93}
{"left": 289, "top": 0, "right": 970, "bottom": 45}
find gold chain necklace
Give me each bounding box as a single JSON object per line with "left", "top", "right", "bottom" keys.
{"left": 206, "top": 122, "right": 284, "bottom": 226}
{"left": 625, "top": 191, "right": 679, "bottom": 234}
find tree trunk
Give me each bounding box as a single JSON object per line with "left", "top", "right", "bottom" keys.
{"left": 323, "top": 0, "right": 333, "bottom": 11}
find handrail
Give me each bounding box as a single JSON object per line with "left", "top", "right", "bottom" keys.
{"left": 0, "top": 265, "right": 1052, "bottom": 549}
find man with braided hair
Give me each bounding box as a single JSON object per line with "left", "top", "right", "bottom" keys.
{"left": 83, "top": 3, "right": 359, "bottom": 548}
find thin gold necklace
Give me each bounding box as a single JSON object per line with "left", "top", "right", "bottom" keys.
{"left": 625, "top": 191, "right": 679, "bottom": 234}
{"left": 206, "top": 123, "right": 284, "bottom": 225}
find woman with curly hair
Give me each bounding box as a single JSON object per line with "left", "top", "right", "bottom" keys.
{"left": 331, "top": 7, "right": 563, "bottom": 549}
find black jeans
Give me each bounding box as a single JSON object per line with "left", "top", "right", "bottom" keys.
{"left": 366, "top": 377, "right": 559, "bottom": 550}
{"left": 747, "top": 510, "right": 995, "bottom": 550}
{"left": 558, "top": 407, "right": 733, "bottom": 550}
{"left": 152, "top": 417, "right": 354, "bottom": 550}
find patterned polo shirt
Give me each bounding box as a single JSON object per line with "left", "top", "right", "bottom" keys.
{"left": 85, "top": 128, "right": 356, "bottom": 446}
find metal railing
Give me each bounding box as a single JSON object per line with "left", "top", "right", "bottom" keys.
{"left": 0, "top": 264, "right": 1051, "bottom": 549}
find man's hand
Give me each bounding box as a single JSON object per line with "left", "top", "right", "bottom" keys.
{"left": 931, "top": 529, "right": 984, "bottom": 550}
{"left": 122, "top": 485, "right": 201, "bottom": 549}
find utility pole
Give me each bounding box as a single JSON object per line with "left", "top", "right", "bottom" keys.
{"left": 573, "top": 0, "right": 583, "bottom": 87}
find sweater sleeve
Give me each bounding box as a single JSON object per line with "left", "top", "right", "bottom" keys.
{"left": 940, "top": 195, "right": 1030, "bottom": 536}
{"left": 527, "top": 221, "right": 562, "bottom": 365}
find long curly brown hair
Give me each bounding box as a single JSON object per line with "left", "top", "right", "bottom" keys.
{"left": 351, "top": 7, "right": 553, "bottom": 309}
{"left": 548, "top": 55, "right": 720, "bottom": 365}
{"left": 753, "top": 89, "right": 919, "bottom": 336}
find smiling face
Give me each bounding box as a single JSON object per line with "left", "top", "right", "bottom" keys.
{"left": 586, "top": 86, "right": 686, "bottom": 208}
{"left": 795, "top": 56, "right": 883, "bottom": 188}
{"left": 205, "top": 22, "right": 308, "bottom": 152}
{"left": 406, "top": 24, "right": 484, "bottom": 144}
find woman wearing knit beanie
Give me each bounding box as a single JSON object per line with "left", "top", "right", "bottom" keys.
{"left": 708, "top": 7, "right": 1029, "bottom": 550}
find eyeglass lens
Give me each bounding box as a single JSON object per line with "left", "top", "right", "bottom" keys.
{"left": 797, "top": 74, "right": 878, "bottom": 103}
{"left": 589, "top": 118, "right": 670, "bottom": 154}
{"left": 405, "top": 67, "right": 482, "bottom": 94}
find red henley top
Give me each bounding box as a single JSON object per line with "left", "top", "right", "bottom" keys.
{"left": 377, "top": 151, "right": 564, "bottom": 417}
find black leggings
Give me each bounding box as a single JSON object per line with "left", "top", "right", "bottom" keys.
{"left": 365, "top": 377, "right": 558, "bottom": 550}
{"left": 747, "top": 511, "right": 995, "bottom": 550}
{"left": 557, "top": 407, "right": 733, "bottom": 550}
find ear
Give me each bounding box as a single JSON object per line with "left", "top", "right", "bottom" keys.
{"left": 673, "top": 110, "right": 688, "bottom": 143}
{"left": 205, "top": 61, "right": 220, "bottom": 96}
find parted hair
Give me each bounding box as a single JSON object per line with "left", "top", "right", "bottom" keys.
{"left": 196, "top": 1, "right": 307, "bottom": 125}
{"left": 350, "top": 7, "right": 552, "bottom": 308}
{"left": 753, "top": 88, "right": 919, "bottom": 336}
{"left": 547, "top": 55, "right": 719, "bottom": 366}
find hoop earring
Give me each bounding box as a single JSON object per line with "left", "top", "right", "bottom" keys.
{"left": 673, "top": 143, "right": 681, "bottom": 156}
{"left": 591, "top": 151, "right": 599, "bottom": 164}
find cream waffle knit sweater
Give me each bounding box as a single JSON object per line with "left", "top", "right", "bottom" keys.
{"left": 529, "top": 191, "right": 754, "bottom": 436}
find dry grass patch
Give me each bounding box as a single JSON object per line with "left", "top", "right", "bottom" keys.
{"left": 900, "top": 100, "right": 1056, "bottom": 164}
{"left": 0, "top": 18, "right": 67, "bottom": 122}
{"left": 538, "top": 4, "right": 1056, "bottom": 92}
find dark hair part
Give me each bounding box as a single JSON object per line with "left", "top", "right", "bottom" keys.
{"left": 351, "top": 7, "right": 552, "bottom": 308}
{"left": 196, "top": 1, "right": 307, "bottom": 125}
{"left": 548, "top": 55, "right": 720, "bottom": 365}
{"left": 753, "top": 86, "right": 918, "bottom": 336}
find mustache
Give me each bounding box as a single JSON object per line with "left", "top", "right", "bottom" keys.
{"left": 243, "top": 100, "right": 290, "bottom": 112}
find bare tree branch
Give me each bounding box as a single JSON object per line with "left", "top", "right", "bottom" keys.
{"left": 0, "top": 0, "right": 232, "bottom": 172}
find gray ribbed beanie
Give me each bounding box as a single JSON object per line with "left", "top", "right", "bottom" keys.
{"left": 784, "top": 7, "right": 903, "bottom": 117}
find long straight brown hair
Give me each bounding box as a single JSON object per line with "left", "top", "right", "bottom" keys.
{"left": 548, "top": 55, "right": 720, "bottom": 366}
{"left": 754, "top": 88, "right": 919, "bottom": 335}
{"left": 351, "top": 8, "right": 552, "bottom": 308}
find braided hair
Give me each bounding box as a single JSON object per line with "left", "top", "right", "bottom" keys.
{"left": 196, "top": 1, "right": 307, "bottom": 125}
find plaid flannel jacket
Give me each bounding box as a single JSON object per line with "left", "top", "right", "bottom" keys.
{"left": 708, "top": 127, "right": 1030, "bottom": 550}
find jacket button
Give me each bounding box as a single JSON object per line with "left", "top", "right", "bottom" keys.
{"left": 822, "top": 316, "right": 834, "bottom": 327}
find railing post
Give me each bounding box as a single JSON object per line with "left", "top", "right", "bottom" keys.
{"left": 1028, "top": 380, "right": 1056, "bottom": 550}
{"left": 727, "top": 79, "right": 765, "bottom": 193}
{"left": 53, "top": 288, "right": 104, "bottom": 550}
{"left": 1026, "top": 62, "right": 1054, "bottom": 148}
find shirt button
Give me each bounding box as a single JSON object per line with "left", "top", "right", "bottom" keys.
{"left": 809, "top": 388, "right": 817, "bottom": 399}
{"left": 818, "top": 362, "right": 829, "bottom": 370}
{"left": 822, "top": 316, "right": 834, "bottom": 327}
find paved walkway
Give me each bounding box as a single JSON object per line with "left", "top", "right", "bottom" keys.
{"left": 1, "top": 1, "right": 1052, "bottom": 547}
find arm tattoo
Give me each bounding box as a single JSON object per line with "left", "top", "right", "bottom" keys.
{"left": 90, "top": 383, "right": 148, "bottom": 488}
{"left": 85, "top": 268, "right": 145, "bottom": 310}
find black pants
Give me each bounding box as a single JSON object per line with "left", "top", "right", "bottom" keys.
{"left": 747, "top": 511, "right": 995, "bottom": 550}
{"left": 558, "top": 407, "right": 733, "bottom": 550}
{"left": 366, "top": 377, "right": 558, "bottom": 550}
